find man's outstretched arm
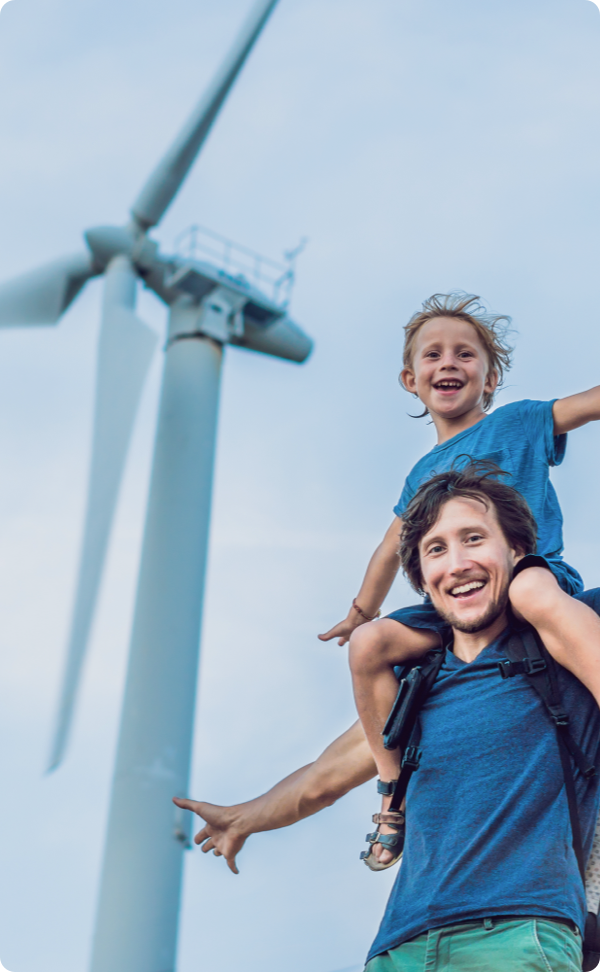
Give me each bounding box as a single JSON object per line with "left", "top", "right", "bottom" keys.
{"left": 173, "top": 720, "right": 376, "bottom": 874}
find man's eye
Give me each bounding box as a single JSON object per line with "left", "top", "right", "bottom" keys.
{"left": 429, "top": 544, "right": 444, "bottom": 554}
{"left": 466, "top": 534, "right": 483, "bottom": 543}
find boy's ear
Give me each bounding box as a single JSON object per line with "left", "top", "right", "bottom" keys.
{"left": 400, "top": 367, "right": 416, "bottom": 393}
{"left": 485, "top": 368, "right": 499, "bottom": 395}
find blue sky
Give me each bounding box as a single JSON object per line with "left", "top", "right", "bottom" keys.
{"left": 0, "top": 0, "right": 600, "bottom": 970}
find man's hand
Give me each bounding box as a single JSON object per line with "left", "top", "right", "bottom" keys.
{"left": 172, "top": 722, "right": 376, "bottom": 875}
{"left": 172, "top": 798, "right": 246, "bottom": 874}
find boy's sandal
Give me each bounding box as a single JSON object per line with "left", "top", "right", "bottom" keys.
{"left": 360, "top": 809, "right": 405, "bottom": 871}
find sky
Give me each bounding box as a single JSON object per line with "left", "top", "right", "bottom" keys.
{"left": 1, "top": 0, "right": 600, "bottom": 970}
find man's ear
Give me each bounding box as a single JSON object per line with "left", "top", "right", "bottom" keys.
{"left": 485, "top": 368, "right": 499, "bottom": 396}
{"left": 400, "top": 367, "right": 417, "bottom": 394}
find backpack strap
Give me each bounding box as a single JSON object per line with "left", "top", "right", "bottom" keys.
{"left": 498, "top": 624, "right": 600, "bottom": 894}
{"left": 387, "top": 649, "right": 445, "bottom": 813}
{"left": 500, "top": 628, "right": 597, "bottom": 782}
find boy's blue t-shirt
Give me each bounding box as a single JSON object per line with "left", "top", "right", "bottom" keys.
{"left": 394, "top": 399, "right": 582, "bottom": 594}
{"left": 367, "top": 601, "right": 600, "bottom": 962}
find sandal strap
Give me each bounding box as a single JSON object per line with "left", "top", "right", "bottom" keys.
{"left": 377, "top": 779, "right": 398, "bottom": 796}
{"left": 372, "top": 811, "right": 405, "bottom": 826}
{"left": 364, "top": 830, "right": 404, "bottom": 851}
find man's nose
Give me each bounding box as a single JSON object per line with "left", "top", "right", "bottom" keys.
{"left": 447, "top": 546, "right": 474, "bottom": 574}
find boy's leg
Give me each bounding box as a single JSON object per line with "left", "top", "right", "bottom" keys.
{"left": 510, "top": 568, "right": 600, "bottom": 707}
{"left": 349, "top": 619, "right": 439, "bottom": 863}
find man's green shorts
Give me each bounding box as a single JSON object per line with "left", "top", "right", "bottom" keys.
{"left": 364, "top": 917, "right": 582, "bottom": 972}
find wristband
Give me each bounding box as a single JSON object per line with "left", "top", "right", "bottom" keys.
{"left": 352, "top": 598, "right": 381, "bottom": 622}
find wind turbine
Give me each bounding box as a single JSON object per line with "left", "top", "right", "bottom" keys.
{"left": 0, "top": 1, "right": 312, "bottom": 969}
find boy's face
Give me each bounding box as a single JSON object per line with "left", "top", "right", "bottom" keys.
{"left": 401, "top": 317, "right": 497, "bottom": 421}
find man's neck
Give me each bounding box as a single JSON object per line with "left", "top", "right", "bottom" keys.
{"left": 432, "top": 403, "right": 488, "bottom": 445}
{"left": 451, "top": 612, "right": 509, "bottom": 664}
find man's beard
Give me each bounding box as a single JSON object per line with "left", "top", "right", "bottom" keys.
{"left": 432, "top": 583, "right": 510, "bottom": 634}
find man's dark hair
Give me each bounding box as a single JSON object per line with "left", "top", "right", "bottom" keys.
{"left": 400, "top": 459, "right": 538, "bottom": 595}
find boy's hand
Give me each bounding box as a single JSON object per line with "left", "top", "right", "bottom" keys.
{"left": 318, "top": 613, "right": 367, "bottom": 646}
{"left": 172, "top": 798, "right": 247, "bottom": 874}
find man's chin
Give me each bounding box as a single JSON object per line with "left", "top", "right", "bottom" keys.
{"left": 434, "top": 595, "right": 508, "bottom": 634}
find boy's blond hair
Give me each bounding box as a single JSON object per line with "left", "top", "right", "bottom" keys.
{"left": 402, "top": 292, "right": 514, "bottom": 412}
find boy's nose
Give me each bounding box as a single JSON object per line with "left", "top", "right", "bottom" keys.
{"left": 439, "top": 355, "right": 459, "bottom": 370}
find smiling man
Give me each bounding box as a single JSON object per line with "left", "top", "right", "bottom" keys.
{"left": 176, "top": 462, "right": 600, "bottom": 972}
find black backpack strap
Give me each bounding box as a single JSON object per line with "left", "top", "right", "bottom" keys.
{"left": 498, "top": 624, "right": 597, "bottom": 883}
{"left": 387, "top": 649, "right": 445, "bottom": 813}
{"left": 500, "top": 628, "right": 597, "bottom": 781}
{"left": 389, "top": 718, "right": 423, "bottom": 812}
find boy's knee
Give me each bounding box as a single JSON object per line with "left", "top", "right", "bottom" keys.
{"left": 509, "top": 566, "right": 560, "bottom": 622}
{"left": 348, "top": 620, "right": 387, "bottom": 675}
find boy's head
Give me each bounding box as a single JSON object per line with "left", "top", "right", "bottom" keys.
{"left": 401, "top": 293, "right": 513, "bottom": 417}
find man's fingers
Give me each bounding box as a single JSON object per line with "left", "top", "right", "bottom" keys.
{"left": 172, "top": 796, "right": 198, "bottom": 813}
{"left": 337, "top": 635, "right": 348, "bottom": 646}
{"left": 226, "top": 857, "right": 240, "bottom": 875}
{"left": 213, "top": 848, "right": 222, "bottom": 857}
{"left": 200, "top": 837, "right": 215, "bottom": 854}
{"left": 194, "top": 825, "right": 211, "bottom": 845}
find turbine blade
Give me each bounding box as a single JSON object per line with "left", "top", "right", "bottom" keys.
{"left": 48, "top": 257, "right": 157, "bottom": 771}
{"left": 0, "top": 252, "right": 95, "bottom": 326}
{"left": 131, "top": 0, "right": 280, "bottom": 229}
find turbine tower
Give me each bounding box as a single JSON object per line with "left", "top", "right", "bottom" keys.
{"left": 0, "top": 1, "right": 312, "bottom": 969}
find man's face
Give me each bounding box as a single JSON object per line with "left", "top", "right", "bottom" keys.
{"left": 419, "top": 495, "right": 521, "bottom": 633}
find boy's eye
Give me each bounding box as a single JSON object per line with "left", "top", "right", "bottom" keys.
{"left": 459, "top": 351, "right": 474, "bottom": 359}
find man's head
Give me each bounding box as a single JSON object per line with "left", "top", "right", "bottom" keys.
{"left": 400, "top": 461, "right": 537, "bottom": 633}
{"left": 400, "top": 293, "right": 513, "bottom": 419}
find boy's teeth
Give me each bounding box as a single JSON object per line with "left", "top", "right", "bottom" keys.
{"left": 451, "top": 581, "right": 485, "bottom": 595}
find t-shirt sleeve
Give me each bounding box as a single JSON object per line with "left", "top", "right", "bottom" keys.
{"left": 516, "top": 399, "right": 567, "bottom": 467}
{"left": 393, "top": 476, "right": 415, "bottom": 519}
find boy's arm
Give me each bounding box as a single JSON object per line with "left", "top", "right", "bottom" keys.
{"left": 173, "top": 720, "right": 376, "bottom": 874}
{"left": 318, "top": 516, "right": 403, "bottom": 646}
{"left": 510, "top": 568, "right": 600, "bottom": 708}
{"left": 553, "top": 386, "right": 600, "bottom": 434}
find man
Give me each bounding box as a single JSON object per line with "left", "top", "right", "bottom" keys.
{"left": 176, "top": 463, "right": 600, "bottom": 971}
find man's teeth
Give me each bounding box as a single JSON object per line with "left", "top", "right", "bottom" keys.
{"left": 451, "top": 581, "right": 485, "bottom": 596}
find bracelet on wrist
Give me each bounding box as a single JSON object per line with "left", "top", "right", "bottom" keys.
{"left": 352, "top": 598, "right": 381, "bottom": 622}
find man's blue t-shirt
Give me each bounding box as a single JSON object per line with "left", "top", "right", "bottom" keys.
{"left": 367, "top": 592, "right": 600, "bottom": 962}
{"left": 393, "top": 400, "right": 582, "bottom": 594}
